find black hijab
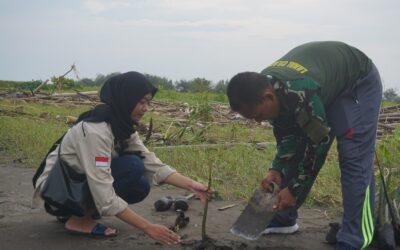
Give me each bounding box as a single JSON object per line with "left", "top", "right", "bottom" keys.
{"left": 77, "top": 71, "right": 157, "bottom": 144}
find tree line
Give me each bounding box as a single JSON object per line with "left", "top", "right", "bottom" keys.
{"left": 1, "top": 72, "right": 399, "bottom": 102}
{"left": 77, "top": 72, "right": 229, "bottom": 94}
{"left": 0, "top": 72, "right": 228, "bottom": 94}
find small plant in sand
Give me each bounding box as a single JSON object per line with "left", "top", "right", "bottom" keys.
{"left": 201, "top": 162, "right": 212, "bottom": 241}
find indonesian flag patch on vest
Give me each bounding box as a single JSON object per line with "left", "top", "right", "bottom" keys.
{"left": 95, "top": 157, "right": 110, "bottom": 167}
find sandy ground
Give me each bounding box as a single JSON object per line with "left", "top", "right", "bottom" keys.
{"left": 0, "top": 149, "right": 383, "bottom": 250}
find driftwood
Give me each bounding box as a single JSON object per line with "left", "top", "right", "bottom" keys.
{"left": 381, "top": 104, "right": 400, "bottom": 113}
{"left": 0, "top": 108, "right": 49, "bottom": 123}
{"left": 51, "top": 91, "right": 98, "bottom": 97}
{"left": 378, "top": 105, "right": 400, "bottom": 139}
{"left": 2, "top": 88, "right": 400, "bottom": 139}
{"left": 153, "top": 142, "right": 274, "bottom": 150}
{"left": 52, "top": 64, "right": 79, "bottom": 93}
{"left": 218, "top": 202, "right": 243, "bottom": 211}
{"left": 31, "top": 64, "right": 79, "bottom": 95}
{"left": 32, "top": 79, "right": 49, "bottom": 94}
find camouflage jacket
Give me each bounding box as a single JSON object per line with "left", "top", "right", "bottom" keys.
{"left": 270, "top": 78, "right": 333, "bottom": 197}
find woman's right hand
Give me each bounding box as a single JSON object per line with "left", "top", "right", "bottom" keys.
{"left": 142, "top": 223, "right": 181, "bottom": 245}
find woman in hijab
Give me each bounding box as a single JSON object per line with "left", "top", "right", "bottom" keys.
{"left": 33, "top": 71, "right": 211, "bottom": 244}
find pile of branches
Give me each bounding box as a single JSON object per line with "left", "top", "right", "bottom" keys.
{"left": 378, "top": 104, "right": 400, "bottom": 139}
{"left": 2, "top": 89, "right": 400, "bottom": 137}
{"left": 0, "top": 90, "right": 255, "bottom": 126}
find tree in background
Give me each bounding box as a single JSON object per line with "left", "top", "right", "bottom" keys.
{"left": 77, "top": 78, "right": 96, "bottom": 86}
{"left": 144, "top": 74, "right": 174, "bottom": 90}
{"left": 1, "top": 72, "right": 229, "bottom": 97}
{"left": 213, "top": 80, "right": 228, "bottom": 94}
{"left": 175, "top": 79, "right": 191, "bottom": 92}
{"left": 383, "top": 88, "right": 399, "bottom": 102}
{"left": 176, "top": 78, "right": 212, "bottom": 92}
{"left": 50, "top": 76, "right": 80, "bottom": 91}
{"left": 191, "top": 78, "right": 212, "bottom": 92}
{"left": 94, "top": 72, "right": 120, "bottom": 86}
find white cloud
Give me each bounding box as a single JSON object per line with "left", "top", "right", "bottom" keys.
{"left": 82, "top": 0, "right": 133, "bottom": 14}
{"left": 156, "top": 0, "right": 320, "bottom": 12}
{"left": 82, "top": 0, "right": 106, "bottom": 14}
{"left": 159, "top": 0, "right": 241, "bottom": 10}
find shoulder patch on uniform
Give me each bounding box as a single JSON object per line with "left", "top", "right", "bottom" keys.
{"left": 95, "top": 157, "right": 110, "bottom": 167}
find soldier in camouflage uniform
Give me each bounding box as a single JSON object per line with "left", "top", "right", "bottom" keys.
{"left": 227, "top": 41, "right": 382, "bottom": 250}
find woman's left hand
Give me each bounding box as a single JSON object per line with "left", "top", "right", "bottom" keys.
{"left": 188, "top": 181, "right": 213, "bottom": 203}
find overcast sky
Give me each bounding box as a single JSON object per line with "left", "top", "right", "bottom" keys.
{"left": 0, "top": 0, "right": 399, "bottom": 90}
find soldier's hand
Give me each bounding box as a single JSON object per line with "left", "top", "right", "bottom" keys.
{"left": 274, "top": 187, "right": 296, "bottom": 210}
{"left": 260, "top": 169, "right": 282, "bottom": 192}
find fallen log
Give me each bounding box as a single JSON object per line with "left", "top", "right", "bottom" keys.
{"left": 153, "top": 142, "right": 274, "bottom": 150}
{"left": 218, "top": 202, "right": 243, "bottom": 211}
{"left": 379, "top": 123, "right": 397, "bottom": 130}
{"left": 32, "top": 79, "right": 49, "bottom": 94}
{"left": 381, "top": 104, "right": 400, "bottom": 113}
{"left": 379, "top": 117, "right": 400, "bottom": 123}
{"left": 51, "top": 91, "right": 98, "bottom": 97}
